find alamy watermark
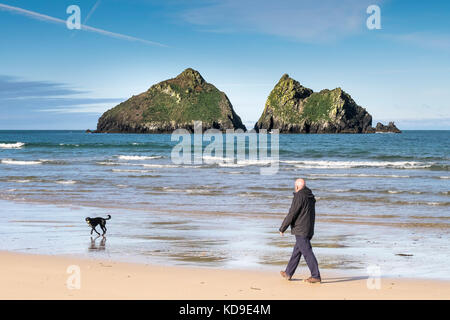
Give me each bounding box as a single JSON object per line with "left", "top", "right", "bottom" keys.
{"left": 66, "top": 264, "right": 81, "bottom": 290}
{"left": 170, "top": 121, "right": 279, "bottom": 175}
{"left": 66, "top": 5, "right": 81, "bottom": 30}
{"left": 366, "top": 265, "right": 381, "bottom": 290}
{"left": 367, "top": 5, "right": 382, "bottom": 30}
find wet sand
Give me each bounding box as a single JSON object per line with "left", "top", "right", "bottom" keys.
{"left": 1, "top": 251, "right": 449, "bottom": 300}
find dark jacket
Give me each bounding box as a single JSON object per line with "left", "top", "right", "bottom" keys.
{"left": 279, "top": 187, "right": 316, "bottom": 238}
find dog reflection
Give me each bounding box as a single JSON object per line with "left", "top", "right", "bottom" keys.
{"left": 89, "top": 235, "right": 106, "bottom": 251}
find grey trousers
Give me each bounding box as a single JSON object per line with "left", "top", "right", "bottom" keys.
{"left": 285, "top": 235, "right": 321, "bottom": 279}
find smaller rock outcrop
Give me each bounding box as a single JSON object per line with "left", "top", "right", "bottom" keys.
{"left": 374, "top": 122, "right": 402, "bottom": 133}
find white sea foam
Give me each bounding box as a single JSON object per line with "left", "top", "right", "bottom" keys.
{"left": 282, "top": 160, "right": 431, "bottom": 169}
{"left": 307, "top": 173, "right": 410, "bottom": 178}
{"left": 112, "top": 169, "right": 153, "bottom": 173}
{"left": 0, "top": 142, "right": 25, "bottom": 149}
{"left": 96, "top": 161, "right": 121, "bottom": 166}
{"left": 141, "top": 164, "right": 178, "bottom": 168}
{"left": 8, "top": 179, "right": 32, "bottom": 183}
{"left": 56, "top": 180, "right": 77, "bottom": 185}
{"left": 117, "top": 155, "right": 162, "bottom": 160}
{"left": 329, "top": 189, "right": 352, "bottom": 192}
{"left": 59, "top": 143, "right": 79, "bottom": 147}
{"left": 1, "top": 159, "right": 42, "bottom": 165}
{"left": 202, "top": 156, "right": 275, "bottom": 167}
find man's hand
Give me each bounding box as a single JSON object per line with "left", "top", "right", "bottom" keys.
{"left": 279, "top": 232, "right": 284, "bottom": 236}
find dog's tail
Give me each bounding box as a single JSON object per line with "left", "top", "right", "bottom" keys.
{"left": 105, "top": 215, "right": 111, "bottom": 220}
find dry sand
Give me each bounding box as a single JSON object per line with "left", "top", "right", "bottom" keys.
{"left": 0, "top": 251, "right": 448, "bottom": 300}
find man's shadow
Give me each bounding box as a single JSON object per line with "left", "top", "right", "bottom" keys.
{"left": 88, "top": 235, "right": 107, "bottom": 251}
{"left": 290, "top": 276, "right": 368, "bottom": 283}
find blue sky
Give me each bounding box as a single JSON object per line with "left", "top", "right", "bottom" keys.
{"left": 0, "top": 0, "right": 449, "bottom": 129}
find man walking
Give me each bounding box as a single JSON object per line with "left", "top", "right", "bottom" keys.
{"left": 279, "top": 178, "right": 321, "bottom": 283}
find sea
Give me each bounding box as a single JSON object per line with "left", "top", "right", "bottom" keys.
{"left": 0, "top": 130, "right": 449, "bottom": 279}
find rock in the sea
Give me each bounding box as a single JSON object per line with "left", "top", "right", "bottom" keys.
{"left": 255, "top": 74, "right": 398, "bottom": 134}
{"left": 96, "top": 68, "right": 246, "bottom": 133}
{"left": 374, "top": 122, "right": 402, "bottom": 133}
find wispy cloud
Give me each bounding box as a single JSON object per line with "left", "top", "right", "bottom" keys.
{"left": 0, "top": 3, "right": 167, "bottom": 47}
{"left": 83, "top": 0, "right": 102, "bottom": 25}
{"left": 384, "top": 32, "right": 450, "bottom": 51}
{"left": 180, "top": 0, "right": 380, "bottom": 43}
{"left": 0, "top": 75, "right": 123, "bottom": 114}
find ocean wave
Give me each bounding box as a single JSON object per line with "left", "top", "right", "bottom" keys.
{"left": 55, "top": 180, "right": 77, "bottom": 185}
{"left": 1, "top": 159, "right": 42, "bottom": 165}
{"left": 318, "top": 195, "right": 450, "bottom": 207}
{"left": 151, "top": 186, "right": 222, "bottom": 195}
{"left": 370, "top": 154, "right": 450, "bottom": 161}
{"left": 20, "top": 141, "right": 174, "bottom": 150}
{"left": 0, "top": 142, "right": 25, "bottom": 149}
{"left": 141, "top": 164, "right": 179, "bottom": 168}
{"left": 320, "top": 188, "right": 425, "bottom": 195}
{"left": 117, "top": 155, "right": 163, "bottom": 161}
{"left": 112, "top": 169, "right": 154, "bottom": 173}
{"left": 59, "top": 143, "right": 79, "bottom": 147}
{"left": 219, "top": 170, "right": 246, "bottom": 175}
{"left": 203, "top": 155, "right": 275, "bottom": 167}
{"left": 39, "top": 159, "right": 69, "bottom": 165}
{"left": 8, "top": 179, "right": 33, "bottom": 183}
{"left": 96, "top": 161, "right": 122, "bottom": 166}
{"left": 281, "top": 160, "right": 433, "bottom": 169}
{"left": 307, "top": 173, "right": 411, "bottom": 179}
{"left": 428, "top": 164, "right": 450, "bottom": 171}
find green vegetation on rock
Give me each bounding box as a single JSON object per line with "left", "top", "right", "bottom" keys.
{"left": 97, "top": 68, "right": 246, "bottom": 133}
{"left": 255, "top": 74, "right": 376, "bottom": 133}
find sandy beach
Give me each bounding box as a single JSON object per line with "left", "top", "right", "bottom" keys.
{"left": 1, "top": 251, "right": 449, "bottom": 300}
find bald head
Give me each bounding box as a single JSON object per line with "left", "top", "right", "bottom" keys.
{"left": 295, "top": 178, "right": 306, "bottom": 192}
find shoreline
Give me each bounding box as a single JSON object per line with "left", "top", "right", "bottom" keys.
{"left": 1, "top": 198, "right": 449, "bottom": 282}
{"left": 1, "top": 251, "right": 449, "bottom": 300}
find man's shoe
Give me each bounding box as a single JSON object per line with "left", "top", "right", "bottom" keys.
{"left": 280, "top": 271, "right": 292, "bottom": 280}
{"left": 304, "top": 277, "right": 321, "bottom": 284}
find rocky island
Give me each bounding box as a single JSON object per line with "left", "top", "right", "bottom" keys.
{"left": 254, "top": 74, "right": 400, "bottom": 133}
{"left": 96, "top": 68, "right": 246, "bottom": 133}
{"left": 96, "top": 70, "right": 400, "bottom": 134}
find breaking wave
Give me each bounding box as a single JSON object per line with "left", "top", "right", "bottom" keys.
{"left": 117, "top": 155, "right": 163, "bottom": 160}
{"left": 0, "top": 142, "right": 25, "bottom": 149}
{"left": 1, "top": 159, "right": 42, "bottom": 165}
{"left": 281, "top": 160, "right": 435, "bottom": 169}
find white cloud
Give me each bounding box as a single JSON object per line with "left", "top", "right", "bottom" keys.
{"left": 181, "top": 0, "right": 379, "bottom": 42}
{"left": 39, "top": 103, "right": 114, "bottom": 114}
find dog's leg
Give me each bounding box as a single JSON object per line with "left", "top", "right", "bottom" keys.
{"left": 93, "top": 227, "right": 100, "bottom": 236}
{"left": 102, "top": 225, "right": 107, "bottom": 235}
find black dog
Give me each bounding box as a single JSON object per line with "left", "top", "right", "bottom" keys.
{"left": 85, "top": 215, "right": 111, "bottom": 236}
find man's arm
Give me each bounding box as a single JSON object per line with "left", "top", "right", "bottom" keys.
{"left": 279, "top": 194, "right": 302, "bottom": 233}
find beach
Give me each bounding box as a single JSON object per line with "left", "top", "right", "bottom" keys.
{"left": 1, "top": 251, "right": 449, "bottom": 300}
{"left": 0, "top": 130, "right": 449, "bottom": 298}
